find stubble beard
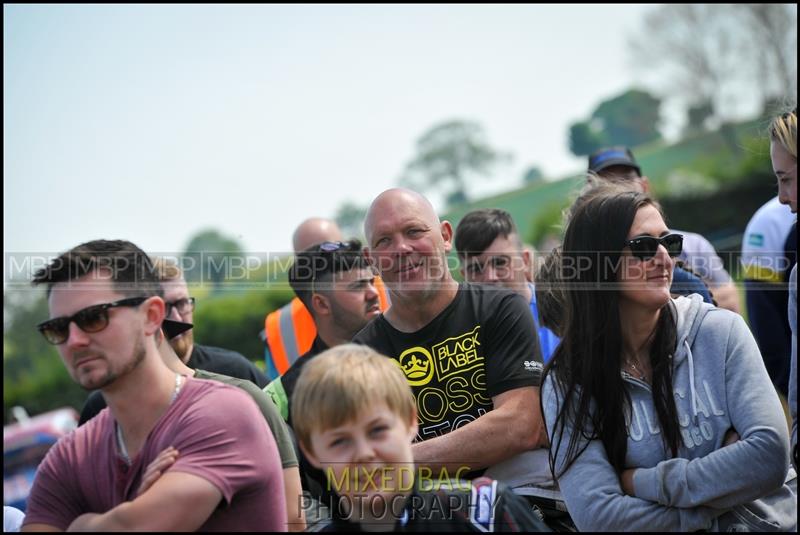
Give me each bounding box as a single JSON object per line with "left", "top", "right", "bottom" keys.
{"left": 78, "top": 334, "right": 148, "bottom": 391}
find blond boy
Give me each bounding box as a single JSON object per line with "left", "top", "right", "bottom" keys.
{"left": 292, "top": 344, "right": 546, "bottom": 532}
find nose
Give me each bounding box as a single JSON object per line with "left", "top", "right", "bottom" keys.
{"left": 165, "top": 305, "right": 181, "bottom": 320}
{"left": 64, "top": 321, "right": 91, "bottom": 349}
{"left": 653, "top": 244, "right": 674, "bottom": 268}
{"left": 365, "top": 282, "right": 379, "bottom": 301}
{"left": 778, "top": 184, "right": 791, "bottom": 207}
{"left": 483, "top": 264, "right": 501, "bottom": 282}
{"left": 394, "top": 236, "right": 413, "bottom": 255}
{"left": 352, "top": 436, "right": 376, "bottom": 463}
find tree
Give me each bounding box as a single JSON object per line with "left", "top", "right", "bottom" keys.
{"left": 568, "top": 120, "right": 606, "bottom": 157}
{"left": 334, "top": 201, "right": 367, "bottom": 242}
{"left": 684, "top": 99, "right": 715, "bottom": 136}
{"left": 567, "top": 88, "right": 662, "bottom": 156}
{"left": 629, "top": 4, "right": 796, "bottom": 124}
{"left": 3, "top": 290, "right": 87, "bottom": 423}
{"left": 401, "top": 120, "right": 511, "bottom": 206}
{"left": 591, "top": 89, "right": 663, "bottom": 147}
{"left": 733, "top": 4, "right": 797, "bottom": 106}
{"left": 182, "top": 229, "right": 244, "bottom": 291}
{"left": 629, "top": 5, "right": 740, "bottom": 123}
{"left": 522, "top": 165, "right": 545, "bottom": 185}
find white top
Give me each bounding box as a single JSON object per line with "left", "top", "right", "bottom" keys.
{"left": 674, "top": 229, "right": 731, "bottom": 284}
{"left": 4, "top": 506, "right": 25, "bottom": 532}
{"left": 741, "top": 197, "right": 796, "bottom": 282}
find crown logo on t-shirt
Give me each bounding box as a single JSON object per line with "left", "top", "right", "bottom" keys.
{"left": 403, "top": 354, "right": 429, "bottom": 378}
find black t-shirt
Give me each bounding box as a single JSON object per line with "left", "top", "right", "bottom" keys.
{"left": 352, "top": 282, "right": 542, "bottom": 443}
{"left": 282, "top": 336, "right": 330, "bottom": 428}
{"left": 186, "top": 343, "right": 269, "bottom": 389}
{"left": 78, "top": 343, "right": 268, "bottom": 425}
{"left": 312, "top": 477, "right": 550, "bottom": 532}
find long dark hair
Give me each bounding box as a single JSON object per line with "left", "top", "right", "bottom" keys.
{"left": 543, "top": 185, "right": 681, "bottom": 478}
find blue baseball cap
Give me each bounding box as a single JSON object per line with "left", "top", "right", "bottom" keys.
{"left": 588, "top": 146, "right": 641, "bottom": 176}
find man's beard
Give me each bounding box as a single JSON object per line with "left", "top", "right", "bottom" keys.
{"left": 79, "top": 333, "right": 147, "bottom": 391}
{"left": 170, "top": 330, "right": 194, "bottom": 363}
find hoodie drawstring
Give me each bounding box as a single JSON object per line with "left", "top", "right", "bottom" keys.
{"left": 684, "top": 339, "right": 699, "bottom": 424}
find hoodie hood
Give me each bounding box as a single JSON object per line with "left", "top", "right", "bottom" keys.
{"left": 673, "top": 293, "right": 712, "bottom": 362}
{"left": 672, "top": 293, "right": 715, "bottom": 424}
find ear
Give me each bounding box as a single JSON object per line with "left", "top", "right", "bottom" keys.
{"left": 640, "top": 176, "right": 651, "bottom": 194}
{"left": 440, "top": 220, "right": 454, "bottom": 253}
{"left": 298, "top": 440, "right": 322, "bottom": 470}
{"left": 143, "top": 297, "right": 165, "bottom": 337}
{"left": 311, "top": 293, "right": 332, "bottom": 317}
{"left": 406, "top": 408, "right": 419, "bottom": 442}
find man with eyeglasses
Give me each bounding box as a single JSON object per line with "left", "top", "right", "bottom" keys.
{"left": 157, "top": 258, "right": 268, "bottom": 387}
{"left": 588, "top": 146, "right": 738, "bottom": 312}
{"left": 77, "top": 258, "right": 269, "bottom": 426}
{"left": 23, "top": 240, "right": 286, "bottom": 532}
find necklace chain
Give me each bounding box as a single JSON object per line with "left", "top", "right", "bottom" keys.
{"left": 116, "top": 373, "right": 183, "bottom": 465}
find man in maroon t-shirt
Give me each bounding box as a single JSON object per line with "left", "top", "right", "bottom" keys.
{"left": 24, "top": 240, "right": 285, "bottom": 532}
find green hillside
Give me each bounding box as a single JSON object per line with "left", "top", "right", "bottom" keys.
{"left": 442, "top": 117, "right": 771, "bottom": 249}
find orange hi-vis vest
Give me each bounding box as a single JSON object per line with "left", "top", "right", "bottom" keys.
{"left": 264, "top": 276, "right": 390, "bottom": 377}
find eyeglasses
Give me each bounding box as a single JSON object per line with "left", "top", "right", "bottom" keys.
{"left": 37, "top": 297, "right": 148, "bottom": 345}
{"left": 624, "top": 233, "right": 683, "bottom": 261}
{"left": 164, "top": 297, "right": 195, "bottom": 317}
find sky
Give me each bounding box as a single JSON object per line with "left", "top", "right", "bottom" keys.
{"left": 5, "top": 4, "right": 660, "bottom": 264}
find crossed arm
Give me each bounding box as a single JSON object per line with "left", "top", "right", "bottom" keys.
{"left": 412, "top": 386, "right": 546, "bottom": 473}
{"left": 23, "top": 470, "right": 223, "bottom": 532}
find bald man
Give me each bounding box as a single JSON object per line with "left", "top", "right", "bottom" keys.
{"left": 353, "top": 188, "right": 547, "bottom": 479}
{"left": 292, "top": 218, "right": 343, "bottom": 254}
{"left": 262, "top": 218, "right": 344, "bottom": 379}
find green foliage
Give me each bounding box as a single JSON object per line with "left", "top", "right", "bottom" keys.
{"left": 193, "top": 286, "right": 294, "bottom": 363}
{"left": 444, "top": 176, "right": 584, "bottom": 254}
{"left": 591, "top": 88, "right": 663, "bottom": 148}
{"left": 335, "top": 201, "right": 368, "bottom": 242}
{"left": 402, "top": 120, "right": 511, "bottom": 206}
{"left": 568, "top": 120, "right": 605, "bottom": 157}
{"left": 522, "top": 166, "right": 545, "bottom": 185}
{"left": 182, "top": 229, "right": 245, "bottom": 290}
{"left": 568, "top": 88, "right": 663, "bottom": 156}
{"left": 526, "top": 199, "right": 570, "bottom": 249}
{"left": 4, "top": 290, "right": 87, "bottom": 423}
{"left": 684, "top": 100, "right": 715, "bottom": 136}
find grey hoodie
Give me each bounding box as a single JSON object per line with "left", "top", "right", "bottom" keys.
{"left": 543, "top": 294, "right": 797, "bottom": 531}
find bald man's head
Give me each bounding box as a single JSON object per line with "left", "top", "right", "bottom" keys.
{"left": 364, "top": 188, "right": 453, "bottom": 297}
{"left": 364, "top": 188, "right": 440, "bottom": 246}
{"left": 292, "top": 218, "right": 343, "bottom": 253}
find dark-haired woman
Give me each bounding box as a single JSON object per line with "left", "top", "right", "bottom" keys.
{"left": 542, "top": 185, "right": 796, "bottom": 531}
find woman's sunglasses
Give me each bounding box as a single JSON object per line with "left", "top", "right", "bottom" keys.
{"left": 37, "top": 297, "right": 147, "bottom": 345}
{"left": 624, "top": 233, "right": 683, "bottom": 261}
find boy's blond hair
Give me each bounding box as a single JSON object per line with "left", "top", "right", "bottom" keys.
{"left": 291, "top": 344, "right": 416, "bottom": 451}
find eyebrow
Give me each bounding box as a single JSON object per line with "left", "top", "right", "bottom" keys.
{"left": 630, "top": 230, "right": 670, "bottom": 239}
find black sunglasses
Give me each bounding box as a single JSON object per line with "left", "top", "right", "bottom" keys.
{"left": 624, "top": 233, "right": 683, "bottom": 261}
{"left": 37, "top": 297, "right": 148, "bottom": 345}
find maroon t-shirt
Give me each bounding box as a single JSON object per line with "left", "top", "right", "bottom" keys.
{"left": 24, "top": 377, "right": 286, "bottom": 531}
